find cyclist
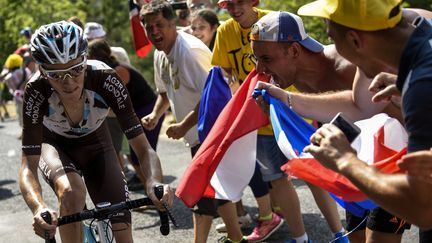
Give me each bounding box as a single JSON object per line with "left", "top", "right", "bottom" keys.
{"left": 18, "top": 21, "right": 173, "bottom": 243}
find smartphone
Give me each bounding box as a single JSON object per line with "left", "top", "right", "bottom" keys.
{"left": 330, "top": 112, "right": 361, "bottom": 143}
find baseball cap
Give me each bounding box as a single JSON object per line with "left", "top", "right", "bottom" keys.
{"left": 20, "top": 27, "right": 32, "bottom": 38}
{"left": 84, "top": 22, "right": 106, "bottom": 40}
{"left": 298, "top": 0, "right": 403, "bottom": 31}
{"left": 217, "top": 0, "right": 259, "bottom": 9}
{"left": 250, "top": 11, "right": 323, "bottom": 53}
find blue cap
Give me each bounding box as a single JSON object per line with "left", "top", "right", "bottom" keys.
{"left": 251, "top": 11, "right": 323, "bottom": 53}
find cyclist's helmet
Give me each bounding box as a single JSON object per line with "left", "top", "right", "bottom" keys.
{"left": 30, "top": 21, "right": 87, "bottom": 65}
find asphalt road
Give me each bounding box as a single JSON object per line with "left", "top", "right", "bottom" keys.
{"left": 0, "top": 112, "right": 419, "bottom": 242}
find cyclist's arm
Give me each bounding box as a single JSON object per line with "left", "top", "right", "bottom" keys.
{"left": 19, "top": 154, "right": 58, "bottom": 237}
{"left": 19, "top": 75, "right": 54, "bottom": 220}
{"left": 129, "top": 134, "right": 173, "bottom": 208}
{"left": 19, "top": 155, "right": 46, "bottom": 214}
{"left": 129, "top": 134, "right": 163, "bottom": 186}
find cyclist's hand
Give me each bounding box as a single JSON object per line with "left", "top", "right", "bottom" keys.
{"left": 33, "top": 208, "right": 58, "bottom": 239}
{"left": 160, "top": 184, "right": 174, "bottom": 208}
{"left": 141, "top": 113, "right": 158, "bottom": 130}
{"left": 147, "top": 182, "right": 174, "bottom": 210}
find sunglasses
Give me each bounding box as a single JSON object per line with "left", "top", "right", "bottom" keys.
{"left": 41, "top": 58, "right": 87, "bottom": 81}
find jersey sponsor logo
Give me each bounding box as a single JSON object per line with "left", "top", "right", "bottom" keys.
{"left": 22, "top": 144, "right": 41, "bottom": 149}
{"left": 39, "top": 158, "right": 51, "bottom": 179}
{"left": 24, "top": 89, "right": 45, "bottom": 124}
{"left": 103, "top": 75, "right": 128, "bottom": 110}
{"left": 124, "top": 124, "right": 141, "bottom": 134}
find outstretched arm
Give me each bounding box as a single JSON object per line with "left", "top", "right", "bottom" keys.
{"left": 305, "top": 124, "right": 432, "bottom": 228}
{"left": 141, "top": 93, "right": 170, "bottom": 130}
{"left": 256, "top": 68, "right": 391, "bottom": 123}
{"left": 166, "top": 101, "right": 200, "bottom": 140}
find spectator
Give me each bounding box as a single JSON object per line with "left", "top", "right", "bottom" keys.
{"left": 295, "top": 0, "right": 432, "bottom": 240}
{"left": 139, "top": 1, "right": 230, "bottom": 242}
{"left": 68, "top": 16, "right": 84, "bottom": 29}
{"left": 84, "top": 22, "right": 131, "bottom": 64}
{"left": 190, "top": 9, "right": 219, "bottom": 50}
{"left": 211, "top": 1, "right": 288, "bottom": 242}
{"left": 2, "top": 54, "right": 32, "bottom": 136}
{"left": 250, "top": 11, "right": 354, "bottom": 243}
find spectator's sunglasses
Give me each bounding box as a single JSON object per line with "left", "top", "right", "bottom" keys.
{"left": 41, "top": 57, "right": 87, "bottom": 81}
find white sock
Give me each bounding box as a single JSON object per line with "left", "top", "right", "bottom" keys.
{"left": 293, "top": 233, "right": 308, "bottom": 243}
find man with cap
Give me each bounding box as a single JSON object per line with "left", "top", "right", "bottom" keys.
{"left": 250, "top": 11, "right": 354, "bottom": 243}
{"left": 84, "top": 22, "right": 131, "bottom": 64}
{"left": 290, "top": 0, "right": 432, "bottom": 242}
{"left": 211, "top": 1, "right": 290, "bottom": 243}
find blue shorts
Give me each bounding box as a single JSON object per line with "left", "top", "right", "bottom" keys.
{"left": 256, "top": 135, "right": 288, "bottom": 182}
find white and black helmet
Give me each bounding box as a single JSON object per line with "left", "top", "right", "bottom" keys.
{"left": 30, "top": 21, "right": 87, "bottom": 64}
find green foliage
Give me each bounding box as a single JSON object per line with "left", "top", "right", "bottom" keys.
{"left": 0, "top": 0, "right": 87, "bottom": 65}
{"left": 259, "top": 0, "right": 331, "bottom": 44}
{"left": 0, "top": 0, "right": 154, "bottom": 84}
{"left": 259, "top": 0, "right": 432, "bottom": 44}
{"left": 405, "top": 0, "right": 432, "bottom": 9}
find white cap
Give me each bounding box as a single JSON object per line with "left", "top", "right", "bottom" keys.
{"left": 84, "top": 22, "right": 106, "bottom": 40}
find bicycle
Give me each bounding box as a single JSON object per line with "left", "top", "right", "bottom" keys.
{"left": 41, "top": 185, "right": 177, "bottom": 243}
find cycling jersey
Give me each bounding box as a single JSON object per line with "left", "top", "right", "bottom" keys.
{"left": 22, "top": 60, "right": 144, "bottom": 155}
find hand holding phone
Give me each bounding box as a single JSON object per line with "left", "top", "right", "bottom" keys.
{"left": 330, "top": 112, "right": 361, "bottom": 143}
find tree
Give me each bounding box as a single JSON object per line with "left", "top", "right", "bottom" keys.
{"left": 0, "top": 0, "right": 87, "bottom": 64}
{"left": 259, "top": 0, "right": 432, "bottom": 45}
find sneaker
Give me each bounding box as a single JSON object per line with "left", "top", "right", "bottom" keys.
{"left": 332, "top": 232, "right": 349, "bottom": 243}
{"left": 246, "top": 213, "right": 284, "bottom": 242}
{"left": 216, "top": 213, "right": 253, "bottom": 233}
{"left": 217, "top": 236, "right": 248, "bottom": 243}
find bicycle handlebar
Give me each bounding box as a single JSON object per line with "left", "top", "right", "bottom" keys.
{"left": 42, "top": 185, "right": 174, "bottom": 242}
{"left": 57, "top": 197, "right": 154, "bottom": 226}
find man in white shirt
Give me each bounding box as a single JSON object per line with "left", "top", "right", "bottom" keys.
{"left": 139, "top": 1, "right": 223, "bottom": 242}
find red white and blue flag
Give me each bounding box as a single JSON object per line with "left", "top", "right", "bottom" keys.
{"left": 253, "top": 90, "right": 408, "bottom": 215}
{"left": 176, "top": 69, "right": 270, "bottom": 207}
{"left": 197, "top": 66, "right": 232, "bottom": 143}
{"left": 129, "top": 0, "right": 153, "bottom": 58}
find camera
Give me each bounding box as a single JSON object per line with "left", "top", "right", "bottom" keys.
{"left": 330, "top": 112, "right": 361, "bottom": 143}
{"left": 169, "top": 0, "right": 188, "bottom": 10}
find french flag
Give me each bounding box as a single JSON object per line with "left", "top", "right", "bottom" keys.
{"left": 176, "top": 69, "right": 270, "bottom": 207}
{"left": 129, "top": 0, "right": 153, "bottom": 58}
{"left": 197, "top": 66, "right": 232, "bottom": 143}
{"left": 254, "top": 90, "right": 408, "bottom": 215}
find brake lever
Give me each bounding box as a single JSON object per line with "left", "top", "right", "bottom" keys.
{"left": 154, "top": 185, "right": 178, "bottom": 227}
{"left": 41, "top": 211, "right": 57, "bottom": 243}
